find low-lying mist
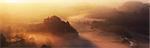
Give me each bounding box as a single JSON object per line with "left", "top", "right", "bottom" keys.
{"left": 0, "top": 1, "right": 149, "bottom": 48}
{"left": 69, "top": 1, "right": 149, "bottom": 48}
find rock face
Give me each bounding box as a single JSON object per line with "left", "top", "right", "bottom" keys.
{"left": 29, "top": 16, "right": 79, "bottom": 36}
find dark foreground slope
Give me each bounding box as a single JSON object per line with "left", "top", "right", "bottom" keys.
{"left": 0, "top": 16, "right": 96, "bottom": 48}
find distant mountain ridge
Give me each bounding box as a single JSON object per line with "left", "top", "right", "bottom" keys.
{"left": 27, "top": 16, "right": 79, "bottom": 37}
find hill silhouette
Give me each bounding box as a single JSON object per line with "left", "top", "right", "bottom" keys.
{"left": 25, "top": 16, "right": 96, "bottom": 48}
{"left": 28, "top": 15, "right": 79, "bottom": 37}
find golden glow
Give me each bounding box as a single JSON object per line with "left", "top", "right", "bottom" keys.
{"left": 4, "top": 0, "right": 25, "bottom": 3}
{"left": 0, "top": 0, "right": 145, "bottom": 24}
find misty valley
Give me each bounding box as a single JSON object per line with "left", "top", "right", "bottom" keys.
{"left": 0, "top": 0, "right": 149, "bottom": 48}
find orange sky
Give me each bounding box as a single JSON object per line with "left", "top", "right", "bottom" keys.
{"left": 0, "top": 0, "right": 148, "bottom": 25}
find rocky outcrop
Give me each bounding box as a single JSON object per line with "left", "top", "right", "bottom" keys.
{"left": 28, "top": 15, "right": 79, "bottom": 37}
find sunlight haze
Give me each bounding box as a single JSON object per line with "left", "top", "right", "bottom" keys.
{"left": 0, "top": 0, "right": 147, "bottom": 24}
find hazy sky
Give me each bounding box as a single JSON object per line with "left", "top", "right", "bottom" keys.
{"left": 0, "top": 0, "right": 148, "bottom": 25}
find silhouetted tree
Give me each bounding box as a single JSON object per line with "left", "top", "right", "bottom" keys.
{"left": 0, "top": 33, "right": 8, "bottom": 47}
